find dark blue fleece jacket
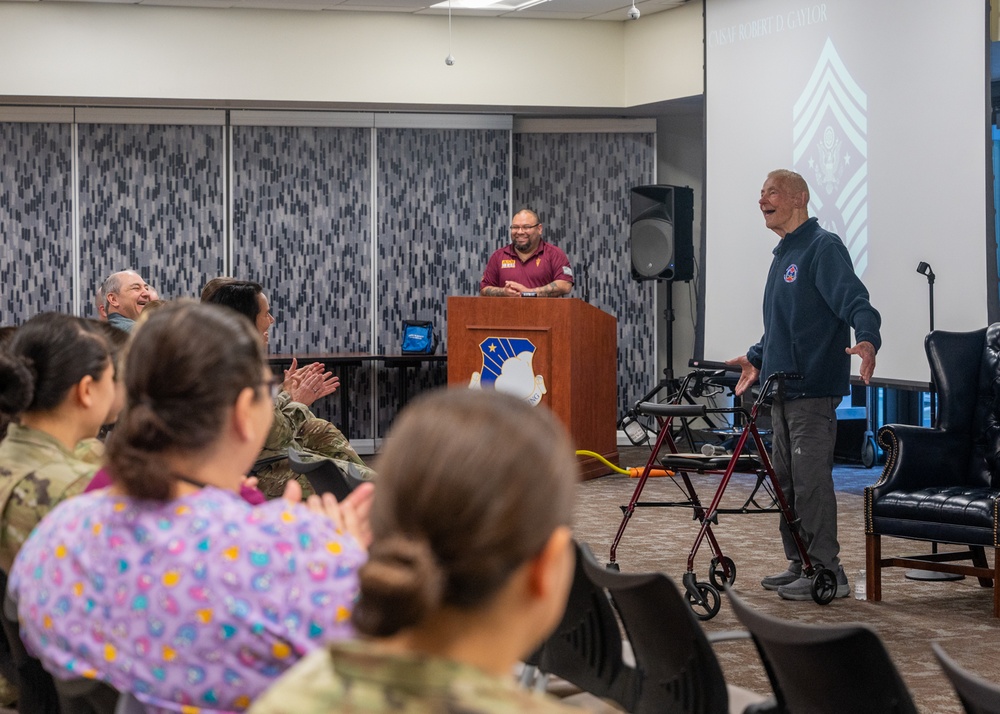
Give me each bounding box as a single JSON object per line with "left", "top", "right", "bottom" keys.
{"left": 746, "top": 217, "right": 881, "bottom": 399}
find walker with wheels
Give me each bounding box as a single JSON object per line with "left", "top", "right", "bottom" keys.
{"left": 608, "top": 367, "right": 839, "bottom": 620}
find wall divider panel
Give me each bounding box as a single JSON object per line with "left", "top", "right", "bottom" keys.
{"left": 76, "top": 109, "right": 227, "bottom": 316}
{"left": 512, "top": 121, "right": 657, "bottom": 421}
{"left": 0, "top": 115, "right": 74, "bottom": 320}
{"left": 0, "top": 109, "right": 658, "bottom": 446}
{"left": 374, "top": 118, "right": 510, "bottom": 437}
{"left": 232, "top": 118, "right": 374, "bottom": 437}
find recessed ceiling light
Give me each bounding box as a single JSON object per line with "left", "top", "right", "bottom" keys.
{"left": 429, "top": 0, "right": 504, "bottom": 8}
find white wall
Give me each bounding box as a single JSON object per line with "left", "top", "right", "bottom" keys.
{"left": 0, "top": 1, "right": 702, "bottom": 110}
{"left": 655, "top": 104, "right": 704, "bottom": 377}
{"left": 625, "top": 0, "right": 704, "bottom": 105}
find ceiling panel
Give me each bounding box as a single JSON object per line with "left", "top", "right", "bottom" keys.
{"left": 0, "top": 0, "right": 688, "bottom": 20}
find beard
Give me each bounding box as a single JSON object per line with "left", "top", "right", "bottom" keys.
{"left": 514, "top": 238, "right": 536, "bottom": 255}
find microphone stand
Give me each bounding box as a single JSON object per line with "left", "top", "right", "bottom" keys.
{"left": 925, "top": 266, "right": 936, "bottom": 427}
{"left": 906, "top": 262, "right": 960, "bottom": 581}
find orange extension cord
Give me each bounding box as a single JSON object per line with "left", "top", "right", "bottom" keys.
{"left": 576, "top": 450, "right": 673, "bottom": 478}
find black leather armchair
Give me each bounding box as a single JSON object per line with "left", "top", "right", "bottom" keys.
{"left": 865, "top": 324, "right": 1000, "bottom": 616}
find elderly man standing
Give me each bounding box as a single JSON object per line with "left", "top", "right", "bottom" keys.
{"left": 728, "top": 169, "right": 881, "bottom": 602}
{"left": 480, "top": 208, "right": 574, "bottom": 298}
{"left": 101, "top": 270, "right": 153, "bottom": 332}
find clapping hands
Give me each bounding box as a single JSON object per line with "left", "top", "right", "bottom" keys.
{"left": 283, "top": 358, "right": 340, "bottom": 406}
{"left": 282, "top": 477, "right": 374, "bottom": 550}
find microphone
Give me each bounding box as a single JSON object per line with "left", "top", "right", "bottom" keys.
{"left": 581, "top": 263, "right": 590, "bottom": 303}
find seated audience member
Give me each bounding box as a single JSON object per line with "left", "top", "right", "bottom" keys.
{"left": 201, "top": 276, "right": 235, "bottom": 302}
{"left": 0, "top": 326, "right": 17, "bottom": 441}
{"left": 95, "top": 281, "right": 108, "bottom": 320}
{"left": 75, "top": 321, "right": 130, "bottom": 460}
{"left": 249, "top": 388, "right": 579, "bottom": 713}
{"left": 82, "top": 306, "right": 267, "bottom": 506}
{"left": 0, "top": 313, "right": 118, "bottom": 572}
{"left": 204, "top": 279, "right": 375, "bottom": 497}
{"left": 10, "top": 301, "right": 373, "bottom": 713}
{"left": 101, "top": 269, "right": 153, "bottom": 332}
{"left": 138, "top": 298, "right": 166, "bottom": 315}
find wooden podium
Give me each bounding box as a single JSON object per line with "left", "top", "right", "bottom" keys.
{"left": 447, "top": 297, "right": 618, "bottom": 480}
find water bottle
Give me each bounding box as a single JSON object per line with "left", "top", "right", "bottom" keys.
{"left": 855, "top": 569, "right": 866, "bottom": 600}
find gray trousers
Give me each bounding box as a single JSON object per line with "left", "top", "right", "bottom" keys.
{"left": 770, "top": 395, "right": 840, "bottom": 571}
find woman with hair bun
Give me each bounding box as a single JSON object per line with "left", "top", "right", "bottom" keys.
{"left": 9, "top": 302, "right": 373, "bottom": 713}
{"left": 0, "top": 312, "right": 117, "bottom": 572}
{"left": 249, "top": 388, "right": 581, "bottom": 713}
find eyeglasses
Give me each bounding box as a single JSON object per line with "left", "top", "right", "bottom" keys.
{"left": 510, "top": 223, "right": 540, "bottom": 232}
{"left": 260, "top": 376, "right": 281, "bottom": 401}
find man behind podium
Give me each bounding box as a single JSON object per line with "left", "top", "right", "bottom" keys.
{"left": 480, "top": 209, "right": 574, "bottom": 298}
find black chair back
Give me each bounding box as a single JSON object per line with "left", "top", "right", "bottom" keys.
{"left": 925, "top": 326, "right": 987, "bottom": 435}
{"left": 925, "top": 325, "right": 997, "bottom": 488}
{"left": 286, "top": 448, "right": 361, "bottom": 501}
{"left": 932, "top": 642, "right": 1000, "bottom": 714}
{"left": 727, "top": 587, "right": 917, "bottom": 714}
{"left": 535, "top": 542, "right": 728, "bottom": 714}
{"left": 0, "top": 571, "right": 61, "bottom": 714}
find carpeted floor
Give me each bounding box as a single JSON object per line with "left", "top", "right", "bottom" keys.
{"left": 569, "top": 448, "right": 1000, "bottom": 713}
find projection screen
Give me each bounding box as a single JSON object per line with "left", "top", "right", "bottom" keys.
{"left": 704, "top": 0, "right": 989, "bottom": 384}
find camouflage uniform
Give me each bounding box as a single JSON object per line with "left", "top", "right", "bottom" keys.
{"left": 0, "top": 424, "right": 95, "bottom": 706}
{"left": 0, "top": 424, "right": 95, "bottom": 573}
{"left": 254, "top": 391, "right": 376, "bottom": 499}
{"left": 73, "top": 437, "right": 106, "bottom": 466}
{"left": 247, "top": 641, "right": 580, "bottom": 714}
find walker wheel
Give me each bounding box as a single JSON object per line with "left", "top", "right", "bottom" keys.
{"left": 709, "top": 556, "right": 737, "bottom": 589}
{"left": 811, "top": 568, "right": 838, "bottom": 605}
{"left": 685, "top": 581, "right": 722, "bottom": 620}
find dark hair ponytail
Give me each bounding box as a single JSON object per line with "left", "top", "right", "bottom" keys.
{"left": 105, "top": 301, "right": 266, "bottom": 500}
{"left": 0, "top": 313, "right": 110, "bottom": 418}
{"left": 351, "top": 389, "right": 577, "bottom": 637}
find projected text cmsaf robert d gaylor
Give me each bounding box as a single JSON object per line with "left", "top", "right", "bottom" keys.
{"left": 708, "top": 3, "right": 828, "bottom": 47}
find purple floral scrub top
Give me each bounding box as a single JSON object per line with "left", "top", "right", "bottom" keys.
{"left": 9, "top": 486, "right": 367, "bottom": 713}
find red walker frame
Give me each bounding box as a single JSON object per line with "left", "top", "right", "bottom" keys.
{"left": 608, "top": 369, "right": 838, "bottom": 619}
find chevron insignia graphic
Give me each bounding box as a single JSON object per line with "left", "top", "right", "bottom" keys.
{"left": 793, "top": 38, "right": 869, "bottom": 278}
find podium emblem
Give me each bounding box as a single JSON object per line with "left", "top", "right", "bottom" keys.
{"left": 469, "top": 337, "right": 547, "bottom": 406}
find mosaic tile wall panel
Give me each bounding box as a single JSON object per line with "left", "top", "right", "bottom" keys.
{"left": 513, "top": 132, "right": 657, "bottom": 420}
{"left": 375, "top": 128, "right": 509, "bottom": 434}
{"left": 77, "top": 123, "right": 226, "bottom": 316}
{"left": 232, "top": 126, "right": 373, "bottom": 438}
{"left": 0, "top": 122, "right": 74, "bottom": 322}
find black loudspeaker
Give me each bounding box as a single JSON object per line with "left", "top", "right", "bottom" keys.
{"left": 630, "top": 185, "right": 694, "bottom": 282}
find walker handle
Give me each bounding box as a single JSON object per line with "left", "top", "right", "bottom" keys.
{"left": 637, "top": 402, "right": 707, "bottom": 418}
{"left": 688, "top": 359, "right": 741, "bottom": 373}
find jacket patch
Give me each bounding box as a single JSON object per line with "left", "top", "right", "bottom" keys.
{"left": 784, "top": 264, "right": 798, "bottom": 283}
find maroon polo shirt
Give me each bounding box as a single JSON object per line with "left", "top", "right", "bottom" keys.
{"left": 479, "top": 240, "right": 574, "bottom": 292}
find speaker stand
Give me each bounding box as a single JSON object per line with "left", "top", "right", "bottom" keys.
{"left": 618, "top": 281, "right": 721, "bottom": 450}
{"left": 663, "top": 279, "right": 677, "bottom": 387}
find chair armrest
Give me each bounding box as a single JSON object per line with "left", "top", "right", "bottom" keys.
{"left": 870, "top": 425, "right": 971, "bottom": 494}
{"left": 707, "top": 630, "right": 752, "bottom": 644}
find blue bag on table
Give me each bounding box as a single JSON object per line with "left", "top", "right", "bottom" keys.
{"left": 401, "top": 320, "right": 439, "bottom": 354}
